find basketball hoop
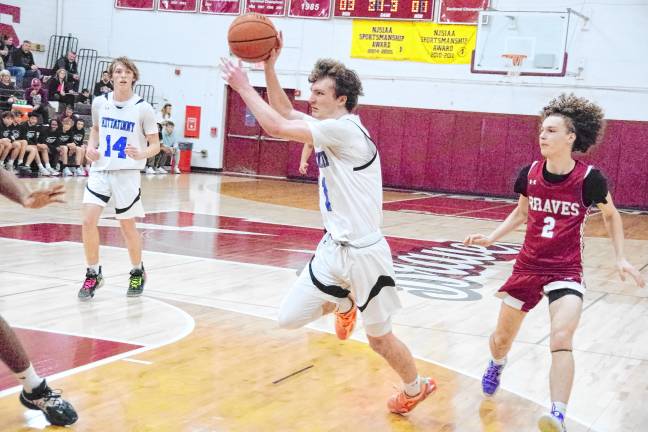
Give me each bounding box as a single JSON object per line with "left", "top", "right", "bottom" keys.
{"left": 501, "top": 53, "right": 527, "bottom": 77}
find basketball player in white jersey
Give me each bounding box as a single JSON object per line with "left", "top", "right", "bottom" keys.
{"left": 78, "top": 57, "right": 160, "bottom": 300}
{"left": 221, "top": 48, "right": 435, "bottom": 414}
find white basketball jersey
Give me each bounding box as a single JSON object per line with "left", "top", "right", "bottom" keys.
{"left": 306, "top": 114, "right": 383, "bottom": 243}
{"left": 91, "top": 92, "right": 157, "bottom": 171}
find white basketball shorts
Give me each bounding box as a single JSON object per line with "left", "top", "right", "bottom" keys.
{"left": 83, "top": 170, "right": 145, "bottom": 219}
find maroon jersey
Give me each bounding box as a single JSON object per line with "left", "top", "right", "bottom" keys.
{"left": 514, "top": 160, "right": 593, "bottom": 276}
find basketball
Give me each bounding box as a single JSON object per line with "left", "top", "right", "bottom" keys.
{"left": 227, "top": 13, "right": 278, "bottom": 63}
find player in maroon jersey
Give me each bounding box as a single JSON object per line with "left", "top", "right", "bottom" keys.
{"left": 464, "top": 94, "right": 645, "bottom": 432}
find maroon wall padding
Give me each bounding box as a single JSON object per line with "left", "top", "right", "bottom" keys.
{"left": 611, "top": 123, "right": 648, "bottom": 207}
{"left": 242, "top": 98, "right": 647, "bottom": 209}
{"left": 377, "top": 109, "right": 406, "bottom": 187}
{"left": 477, "top": 116, "right": 510, "bottom": 195}
{"left": 399, "top": 109, "right": 431, "bottom": 189}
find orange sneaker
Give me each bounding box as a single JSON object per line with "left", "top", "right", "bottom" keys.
{"left": 334, "top": 299, "right": 357, "bottom": 340}
{"left": 387, "top": 377, "right": 437, "bottom": 415}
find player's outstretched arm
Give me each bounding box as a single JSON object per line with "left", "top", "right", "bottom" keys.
{"left": 0, "top": 169, "right": 65, "bottom": 208}
{"left": 464, "top": 195, "right": 529, "bottom": 247}
{"left": 264, "top": 32, "right": 302, "bottom": 121}
{"left": 222, "top": 58, "right": 312, "bottom": 145}
{"left": 597, "top": 193, "right": 646, "bottom": 287}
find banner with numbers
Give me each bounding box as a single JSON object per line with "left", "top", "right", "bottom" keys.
{"left": 438, "top": 0, "right": 489, "bottom": 24}
{"left": 115, "top": 0, "right": 156, "bottom": 10}
{"left": 350, "top": 20, "right": 476, "bottom": 64}
{"left": 157, "top": 0, "right": 199, "bottom": 12}
{"left": 245, "top": 0, "right": 287, "bottom": 15}
{"left": 288, "top": 0, "right": 331, "bottom": 19}
{"left": 200, "top": 0, "right": 242, "bottom": 14}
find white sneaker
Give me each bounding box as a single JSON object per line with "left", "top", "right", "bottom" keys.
{"left": 538, "top": 412, "right": 566, "bottom": 432}
{"left": 48, "top": 167, "right": 60, "bottom": 176}
{"left": 75, "top": 167, "right": 85, "bottom": 176}
{"left": 145, "top": 167, "right": 156, "bottom": 174}
{"left": 62, "top": 167, "right": 73, "bottom": 176}
{"left": 156, "top": 167, "right": 167, "bottom": 174}
{"left": 173, "top": 167, "right": 181, "bottom": 174}
{"left": 39, "top": 167, "right": 51, "bottom": 176}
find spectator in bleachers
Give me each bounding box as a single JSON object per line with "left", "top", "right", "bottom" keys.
{"left": 0, "top": 111, "right": 16, "bottom": 169}
{"left": 25, "top": 78, "right": 49, "bottom": 123}
{"left": 9, "top": 40, "right": 41, "bottom": 88}
{"left": 11, "top": 111, "right": 41, "bottom": 174}
{"left": 71, "top": 118, "right": 89, "bottom": 176}
{"left": 57, "top": 105, "right": 79, "bottom": 124}
{"left": 0, "top": 69, "right": 21, "bottom": 111}
{"left": 76, "top": 88, "right": 91, "bottom": 104}
{"left": 55, "top": 51, "right": 80, "bottom": 92}
{"left": 48, "top": 68, "right": 77, "bottom": 108}
{"left": 23, "top": 113, "right": 50, "bottom": 176}
{"left": 0, "top": 112, "right": 21, "bottom": 172}
{"left": 93, "top": 70, "right": 113, "bottom": 97}
{"left": 156, "top": 103, "right": 173, "bottom": 126}
{"left": 56, "top": 117, "right": 84, "bottom": 176}
{"left": 162, "top": 121, "right": 180, "bottom": 174}
{"left": 0, "top": 35, "right": 16, "bottom": 71}
{"left": 37, "top": 118, "right": 61, "bottom": 175}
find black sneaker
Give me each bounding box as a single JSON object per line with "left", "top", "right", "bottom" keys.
{"left": 19, "top": 380, "right": 78, "bottom": 426}
{"left": 127, "top": 265, "right": 146, "bottom": 297}
{"left": 78, "top": 266, "right": 103, "bottom": 301}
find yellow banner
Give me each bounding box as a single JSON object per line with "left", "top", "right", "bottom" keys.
{"left": 351, "top": 21, "right": 476, "bottom": 64}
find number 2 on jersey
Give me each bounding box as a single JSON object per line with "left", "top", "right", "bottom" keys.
{"left": 104, "top": 135, "right": 128, "bottom": 159}
{"left": 541, "top": 216, "right": 555, "bottom": 238}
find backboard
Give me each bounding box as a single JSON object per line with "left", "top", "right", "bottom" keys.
{"left": 471, "top": 10, "right": 570, "bottom": 76}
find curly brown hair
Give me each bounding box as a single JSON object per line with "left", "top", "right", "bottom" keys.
{"left": 308, "top": 59, "right": 363, "bottom": 112}
{"left": 541, "top": 93, "right": 605, "bottom": 153}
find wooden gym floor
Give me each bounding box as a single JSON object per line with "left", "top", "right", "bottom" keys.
{"left": 0, "top": 173, "right": 646, "bottom": 431}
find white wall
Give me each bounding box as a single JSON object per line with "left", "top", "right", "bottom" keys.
{"left": 7, "top": 0, "right": 648, "bottom": 169}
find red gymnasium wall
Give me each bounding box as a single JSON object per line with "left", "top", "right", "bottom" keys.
{"left": 230, "top": 102, "right": 648, "bottom": 210}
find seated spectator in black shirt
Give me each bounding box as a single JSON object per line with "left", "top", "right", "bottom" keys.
{"left": 25, "top": 114, "right": 57, "bottom": 176}
{"left": 0, "top": 110, "right": 18, "bottom": 169}
{"left": 0, "top": 69, "right": 21, "bottom": 111}
{"left": 25, "top": 78, "right": 49, "bottom": 123}
{"left": 38, "top": 118, "right": 61, "bottom": 174}
{"left": 76, "top": 88, "right": 91, "bottom": 104}
{"left": 57, "top": 117, "right": 84, "bottom": 176}
{"left": 0, "top": 35, "right": 11, "bottom": 70}
{"left": 9, "top": 40, "right": 41, "bottom": 88}
{"left": 0, "top": 111, "right": 21, "bottom": 171}
{"left": 93, "top": 71, "right": 113, "bottom": 97}
{"left": 55, "top": 51, "right": 80, "bottom": 91}
{"left": 48, "top": 68, "right": 77, "bottom": 108}
{"left": 10, "top": 111, "right": 41, "bottom": 173}
{"left": 57, "top": 105, "right": 79, "bottom": 124}
{"left": 71, "top": 118, "right": 89, "bottom": 175}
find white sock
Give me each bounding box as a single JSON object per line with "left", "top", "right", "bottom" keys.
{"left": 492, "top": 356, "right": 507, "bottom": 366}
{"left": 7, "top": 160, "right": 13, "bottom": 167}
{"left": 552, "top": 401, "right": 567, "bottom": 417}
{"left": 46, "top": 163, "right": 52, "bottom": 169}
{"left": 17, "top": 159, "right": 23, "bottom": 165}
{"left": 404, "top": 375, "right": 421, "bottom": 397}
{"left": 38, "top": 163, "right": 45, "bottom": 169}
{"left": 15, "top": 364, "right": 43, "bottom": 392}
{"left": 337, "top": 297, "right": 353, "bottom": 314}
{"left": 88, "top": 264, "right": 100, "bottom": 273}
{"left": 132, "top": 262, "right": 143, "bottom": 271}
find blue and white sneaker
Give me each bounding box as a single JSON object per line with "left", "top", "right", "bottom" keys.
{"left": 538, "top": 409, "right": 567, "bottom": 432}
{"left": 481, "top": 360, "right": 505, "bottom": 396}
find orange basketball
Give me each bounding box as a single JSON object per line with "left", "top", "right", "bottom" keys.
{"left": 227, "top": 13, "right": 278, "bottom": 63}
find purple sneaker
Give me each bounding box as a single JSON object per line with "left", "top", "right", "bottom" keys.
{"left": 538, "top": 408, "right": 567, "bottom": 432}
{"left": 482, "top": 360, "right": 505, "bottom": 396}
